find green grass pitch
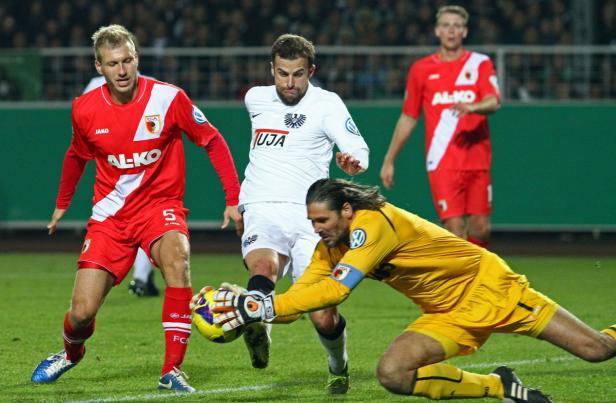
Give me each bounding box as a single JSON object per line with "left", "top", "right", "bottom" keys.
{"left": 1, "top": 253, "right": 615, "bottom": 402}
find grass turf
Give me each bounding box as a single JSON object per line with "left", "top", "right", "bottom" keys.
{"left": 1, "top": 254, "right": 615, "bottom": 402}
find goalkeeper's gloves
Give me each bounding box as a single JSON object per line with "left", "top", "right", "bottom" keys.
{"left": 211, "top": 287, "right": 276, "bottom": 332}
{"left": 189, "top": 286, "right": 214, "bottom": 310}
{"left": 188, "top": 283, "right": 249, "bottom": 311}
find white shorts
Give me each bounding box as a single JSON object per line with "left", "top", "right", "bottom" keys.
{"left": 240, "top": 202, "right": 320, "bottom": 282}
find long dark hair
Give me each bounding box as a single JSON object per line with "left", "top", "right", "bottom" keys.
{"left": 306, "top": 178, "right": 386, "bottom": 211}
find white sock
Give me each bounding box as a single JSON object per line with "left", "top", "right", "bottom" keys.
{"left": 317, "top": 318, "right": 348, "bottom": 375}
{"left": 133, "top": 248, "right": 153, "bottom": 282}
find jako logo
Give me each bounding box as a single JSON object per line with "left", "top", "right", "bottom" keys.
{"left": 107, "top": 148, "right": 162, "bottom": 169}
{"left": 432, "top": 90, "right": 476, "bottom": 105}
{"left": 95, "top": 128, "right": 109, "bottom": 134}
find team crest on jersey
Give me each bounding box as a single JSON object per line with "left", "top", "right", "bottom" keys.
{"left": 332, "top": 264, "right": 352, "bottom": 281}
{"left": 349, "top": 228, "right": 366, "bottom": 249}
{"left": 144, "top": 115, "right": 161, "bottom": 134}
{"left": 284, "top": 113, "right": 306, "bottom": 128}
{"left": 192, "top": 105, "right": 208, "bottom": 124}
{"left": 345, "top": 117, "right": 361, "bottom": 136}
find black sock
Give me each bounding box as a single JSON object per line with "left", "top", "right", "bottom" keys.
{"left": 316, "top": 314, "right": 346, "bottom": 340}
{"left": 247, "top": 275, "right": 275, "bottom": 295}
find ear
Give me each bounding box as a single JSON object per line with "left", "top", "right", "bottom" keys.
{"left": 341, "top": 202, "right": 354, "bottom": 219}
{"left": 463, "top": 27, "right": 468, "bottom": 39}
{"left": 270, "top": 61, "right": 274, "bottom": 77}
{"left": 308, "top": 64, "right": 316, "bottom": 78}
{"left": 95, "top": 60, "right": 102, "bottom": 75}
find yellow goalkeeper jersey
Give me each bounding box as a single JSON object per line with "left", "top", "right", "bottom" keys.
{"left": 274, "top": 203, "right": 521, "bottom": 318}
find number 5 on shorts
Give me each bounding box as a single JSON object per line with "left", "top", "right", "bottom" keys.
{"left": 163, "top": 209, "right": 176, "bottom": 221}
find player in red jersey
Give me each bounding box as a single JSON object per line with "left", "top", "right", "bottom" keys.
{"left": 31, "top": 25, "right": 242, "bottom": 392}
{"left": 380, "top": 5, "right": 500, "bottom": 248}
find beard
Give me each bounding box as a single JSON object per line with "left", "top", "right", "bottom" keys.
{"left": 276, "top": 87, "right": 307, "bottom": 106}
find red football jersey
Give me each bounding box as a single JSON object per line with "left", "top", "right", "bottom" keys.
{"left": 402, "top": 50, "right": 500, "bottom": 171}
{"left": 56, "top": 77, "right": 239, "bottom": 222}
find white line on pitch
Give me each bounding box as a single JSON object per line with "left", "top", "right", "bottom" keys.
{"left": 64, "top": 382, "right": 282, "bottom": 403}
{"left": 65, "top": 356, "right": 575, "bottom": 402}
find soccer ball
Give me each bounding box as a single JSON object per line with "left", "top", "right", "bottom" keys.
{"left": 192, "top": 287, "right": 243, "bottom": 343}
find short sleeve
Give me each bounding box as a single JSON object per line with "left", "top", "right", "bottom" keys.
{"left": 402, "top": 63, "right": 423, "bottom": 119}
{"left": 478, "top": 58, "right": 500, "bottom": 101}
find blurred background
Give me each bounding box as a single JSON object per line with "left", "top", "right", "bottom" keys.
{"left": 1, "top": 0, "right": 615, "bottom": 254}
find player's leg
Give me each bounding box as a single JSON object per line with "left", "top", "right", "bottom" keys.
{"left": 128, "top": 247, "right": 158, "bottom": 297}
{"left": 240, "top": 203, "right": 291, "bottom": 369}
{"left": 32, "top": 268, "right": 114, "bottom": 383}
{"left": 467, "top": 214, "right": 490, "bottom": 247}
{"left": 66, "top": 268, "right": 115, "bottom": 356}
{"left": 377, "top": 330, "right": 504, "bottom": 398}
{"left": 32, "top": 227, "right": 131, "bottom": 384}
{"left": 466, "top": 170, "right": 492, "bottom": 247}
{"left": 242, "top": 248, "right": 287, "bottom": 368}
{"left": 429, "top": 169, "right": 467, "bottom": 238}
{"left": 149, "top": 217, "right": 194, "bottom": 392}
{"left": 538, "top": 307, "right": 616, "bottom": 362}
{"left": 309, "top": 308, "right": 350, "bottom": 394}
{"left": 442, "top": 216, "right": 466, "bottom": 237}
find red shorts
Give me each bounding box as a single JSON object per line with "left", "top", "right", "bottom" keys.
{"left": 428, "top": 169, "right": 492, "bottom": 221}
{"left": 78, "top": 202, "right": 189, "bottom": 285}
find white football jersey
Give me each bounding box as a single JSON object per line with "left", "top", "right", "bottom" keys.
{"left": 240, "top": 84, "right": 369, "bottom": 205}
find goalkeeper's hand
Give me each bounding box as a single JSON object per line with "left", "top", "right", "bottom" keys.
{"left": 189, "top": 285, "right": 214, "bottom": 310}
{"left": 211, "top": 287, "right": 276, "bottom": 332}
{"left": 189, "top": 283, "right": 248, "bottom": 311}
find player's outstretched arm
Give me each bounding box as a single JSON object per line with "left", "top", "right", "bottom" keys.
{"left": 47, "top": 208, "right": 67, "bottom": 235}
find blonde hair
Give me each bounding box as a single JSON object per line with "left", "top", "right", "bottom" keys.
{"left": 436, "top": 5, "right": 469, "bottom": 25}
{"left": 91, "top": 24, "right": 138, "bottom": 62}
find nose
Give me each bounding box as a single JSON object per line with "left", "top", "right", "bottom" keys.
{"left": 286, "top": 75, "right": 294, "bottom": 88}
{"left": 119, "top": 63, "right": 127, "bottom": 76}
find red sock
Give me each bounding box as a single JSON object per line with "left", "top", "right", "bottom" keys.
{"left": 63, "top": 312, "right": 94, "bottom": 362}
{"left": 467, "top": 236, "right": 489, "bottom": 249}
{"left": 162, "top": 287, "right": 193, "bottom": 374}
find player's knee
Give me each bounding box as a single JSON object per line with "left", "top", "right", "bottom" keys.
{"left": 443, "top": 218, "right": 465, "bottom": 237}
{"left": 377, "top": 357, "right": 415, "bottom": 395}
{"left": 248, "top": 259, "right": 278, "bottom": 279}
{"left": 468, "top": 218, "right": 490, "bottom": 240}
{"left": 310, "top": 309, "right": 338, "bottom": 333}
{"left": 69, "top": 304, "right": 96, "bottom": 327}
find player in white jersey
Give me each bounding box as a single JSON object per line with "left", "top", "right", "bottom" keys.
{"left": 237, "top": 34, "right": 369, "bottom": 394}
{"left": 83, "top": 76, "right": 159, "bottom": 297}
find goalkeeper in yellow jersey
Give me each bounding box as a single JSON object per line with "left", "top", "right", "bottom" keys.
{"left": 208, "top": 178, "right": 616, "bottom": 402}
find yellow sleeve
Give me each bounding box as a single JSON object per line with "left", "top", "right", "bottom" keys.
{"left": 273, "top": 210, "right": 399, "bottom": 317}
{"left": 274, "top": 242, "right": 350, "bottom": 317}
